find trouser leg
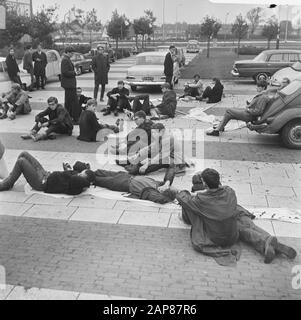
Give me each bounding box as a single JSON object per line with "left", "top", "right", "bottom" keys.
{"left": 35, "top": 74, "right": 40, "bottom": 89}
{"left": 108, "top": 98, "right": 118, "bottom": 111}
{"left": 0, "top": 151, "right": 47, "bottom": 191}
{"left": 202, "top": 86, "right": 212, "bottom": 99}
{"left": 46, "top": 124, "right": 69, "bottom": 136}
{"left": 237, "top": 215, "right": 270, "bottom": 255}
{"left": 101, "top": 85, "right": 106, "bottom": 99}
{"left": 94, "top": 83, "right": 99, "bottom": 100}
{"left": 217, "top": 108, "right": 253, "bottom": 131}
{"left": 94, "top": 169, "right": 131, "bottom": 192}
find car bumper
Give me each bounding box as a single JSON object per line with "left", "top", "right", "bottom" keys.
{"left": 231, "top": 69, "right": 240, "bottom": 77}
{"left": 125, "top": 80, "right": 166, "bottom": 86}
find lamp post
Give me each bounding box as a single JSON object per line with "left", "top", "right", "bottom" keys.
{"left": 284, "top": 5, "right": 289, "bottom": 43}
{"left": 224, "top": 12, "right": 229, "bottom": 43}
{"left": 162, "top": 0, "right": 165, "bottom": 41}
{"left": 175, "top": 3, "right": 183, "bottom": 40}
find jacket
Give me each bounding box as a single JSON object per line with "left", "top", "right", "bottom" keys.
{"left": 208, "top": 82, "right": 224, "bottom": 103}
{"left": 5, "top": 54, "right": 19, "bottom": 78}
{"left": 164, "top": 52, "right": 173, "bottom": 77}
{"left": 246, "top": 93, "right": 270, "bottom": 117}
{"left": 127, "top": 119, "right": 154, "bottom": 151}
{"left": 32, "top": 51, "right": 47, "bottom": 74}
{"left": 35, "top": 104, "right": 73, "bottom": 132}
{"left": 60, "top": 54, "right": 76, "bottom": 89}
{"left": 23, "top": 51, "right": 33, "bottom": 71}
{"left": 156, "top": 90, "right": 177, "bottom": 117}
{"left": 5, "top": 89, "right": 31, "bottom": 114}
{"left": 77, "top": 110, "right": 102, "bottom": 142}
{"left": 92, "top": 53, "right": 110, "bottom": 84}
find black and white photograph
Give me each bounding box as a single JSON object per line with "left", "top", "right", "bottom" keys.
{"left": 0, "top": 0, "right": 300, "bottom": 306}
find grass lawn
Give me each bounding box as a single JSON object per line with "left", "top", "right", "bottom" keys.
{"left": 182, "top": 49, "right": 256, "bottom": 80}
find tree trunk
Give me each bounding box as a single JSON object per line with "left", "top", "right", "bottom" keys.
{"left": 237, "top": 39, "right": 240, "bottom": 57}
{"left": 267, "top": 39, "right": 270, "bottom": 49}
{"left": 90, "top": 31, "right": 92, "bottom": 46}
{"left": 135, "top": 35, "right": 138, "bottom": 48}
{"left": 206, "top": 37, "right": 210, "bottom": 58}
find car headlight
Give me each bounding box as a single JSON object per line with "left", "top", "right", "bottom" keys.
{"left": 126, "top": 76, "right": 135, "bottom": 80}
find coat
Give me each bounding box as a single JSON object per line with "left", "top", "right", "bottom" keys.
{"left": 77, "top": 110, "right": 102, "bottom": 142}
{"left": 92, "top": 53, "right": 110, "bottom": 85}
{"left": 164, "top": 52, "right": 174, "bottom": 77}
{"left": 23, "top": 51, "right": 33, "bottom": 71}
{"left": 4, "top": 89, "right": 31, "bottom": 114}
{"left": 32, "top": 51, "right": 47, "bottom": 75}
{"left": 60, "top": 54, "right": 77, "bottom": 89}
{"left": 5, "top": 54, "right": 19, "bottom": 78}
{"left": 156, "top": 90, "right": 177, "bottom": 117}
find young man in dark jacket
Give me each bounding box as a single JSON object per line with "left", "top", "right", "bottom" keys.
{"left": 23, "top": 44, "right": 34, "bottom": 91}
{"left": 150, "top": 83, "right": 177, "bottom": 120}
{"left": 0, "top": 152, "right": 95, "bottom": 196}
{"left": 77, "top": 87, "right": 92, "bottom": 114}
{"left": 77, "top": 99, "right": 122, "bottom": 142}
{"left": 164, "top": 46, "right": 175, "bottom": 88}
{"left": 21, "top": 96, "right": 73, "bottom": 142}
{"left": 104, "top": 80, "right": 131, "bottom": 116}
{"left": 32, "top": 44, "right": 47, "bottom": 90}
{"left": 6, "top": 48, "right": 22, "bottom": 85}
{"left": 61, "top": 46, "right": 80, "bottom": 124}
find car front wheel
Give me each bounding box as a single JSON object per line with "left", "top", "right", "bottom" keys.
{"left": 281, "top": 119, "right": 301, "bottom": 149}
{"left": 255, "top": 72, "right": 269, "bottom": 83}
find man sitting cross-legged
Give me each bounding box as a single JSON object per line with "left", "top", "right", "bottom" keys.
{"left": 68, "top": 161, "right": 178, "bottom": 204}
{"left": 0, "top": 151, "right": 95, "bottom": 195}
{"left": 21, "top": 96, "right": 74, "bottom": 142}
{"left": 207, "top": 80, "right": 269, "bottom": 136}
{"left": 77, "top": 99, "right": 123, "bottom": 142}
{"left": 187, "top": 170, "right": 297, "bottom": 264}
{"left": 179, "top": 74, "right": 204, "bottom": 99}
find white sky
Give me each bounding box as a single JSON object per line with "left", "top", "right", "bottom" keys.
{"left": 32, "top": 0, "right": 301, "bottom": 24}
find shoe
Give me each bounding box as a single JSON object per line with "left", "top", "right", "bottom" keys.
{"left": 33, "top": 133, "right": 47, "bottom": 142}
{"left": 274, "top": 242, "right": 297, "bottom": 259}
{"left": 113, "top": 110, "right": 119, "bottom": 117}
{"left": 103, "top": 110, "right": 111, "bottom": 116}
{"left": 206, "top": 130, "right": 219, "bottom": 136}
{"left": 264, "top": 236, "right": 277, "bottom": 264}
{"left": 8, "top": 112, "right": 16, "bottom": 120}
{"left": 48, "top": 133, "right": 56, "bottom": 140}
{"left": 100, "top": 98, "right": 104, "bottom": 102}
{"left": 21, "top": 133, "right": 34, "bottom": 140}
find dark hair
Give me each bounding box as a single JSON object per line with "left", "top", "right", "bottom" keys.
{"left": 134, "top": 110, "right": 146, "bottom": 119}
{"left": 212, "top": 77, "right": 221, "bottom": 84}
{"left": 86, "top": 99, "right": 97, "bottom": 106}
{"left": 117, "top": 80, "right": 124, "bottom": 85}
{"left": 25, "top": 44, "right": 32, "bottom": 50}
{"left": 151, "top": 123, "right": 165, "bottom": 131}
{"left": 84, "top": 170, "right": 96, "bottom": 184}
{"left": 47, "top": 96, "right": 58, "bottom": 104}
{"left": 65, "top": 46, "right": 75, "bottom": 53}
{"left": 169, "top": 45, "right": 175, "bottom": 50}
{"left": 201, "top": 168, "right": 220, "bottom": 189}
{"left": 194, "top": 74, "right": 201, "bottom": 78}
{"left": 161, "top": 82, "right": 171, "bottom": 89}
{"left": 77, "top": 87, "right": 82, "bottom": 91}
{"left": 162, "top": 189, "right": 177, "bottom": 201}
{"left": 257, "top": 79, "right": 268, "bottom": 90}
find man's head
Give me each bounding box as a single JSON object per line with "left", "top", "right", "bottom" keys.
{"left": 37, "top": 44, "right": 42, "bottom": 52}
{"left": 134, "top": 110, "right": 146, "bottom": 126}
{"left": 47, "top": 96, "right": 58, "bottom": 110}
{"left": 65, "top": 46, "right": 75, "bottom": 57}
{"left": 11, "top": 83, "right": 21, "bottom": 93}
{"left": 169, "top": 45, "right": 176, "bottom": 54}
{"left": 191, "top": 172, "right": 206, "bottom": 192}
{"left": 97, "top": 45, "right": 104, "bottom": 54}
{"left": 200, "top": 168, "right": 221, "bottom": 189}
{"left": 194, "top": 74, "right": 201, "bottom": 81}
{"left": 86, "top": 99, "right": 97, "bottom": 112}
{"left": 280, "top": 77, "right": 290, "bottom": 89}
{"left": 117, "top": 80, "right": 124, "bottom": 89}
{"left": 256, "top": 79, "right": 268, "bottom": 92}
{"left": 25, "top": 44, "right": 32, "bottom": 52}
{"left": 151, "top": 123, "right": 165, "bottom": 139}
{"left": 161, "top": 82, "right": 171, "bottom": 93}
{"left": 78, "top": 169, "right": 96, "bottom": 185}
{"left": 76, "top": 87, "right": 83, "bottom": 97}
{"left": 160, "top": 186, "right": 178, "bottom": 201}
{"left": 9, "top": 48, "right": 14, "bottom": 56}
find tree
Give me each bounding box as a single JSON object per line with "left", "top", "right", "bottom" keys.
{"left": 200, "top": 16, "right": 221, "bottom": 58}
{"left": 84, "top": 9, "right": 102, "bottom": 45}
{"left": 107, "top": 10, "right": 130, "bottom": 53}
{"left": 262, "top": 18, "right": 278, "bottom": 49}
{"left": 232, "top": 14, "right": 248, "bottom": 56}
{"left": 30, "top": 5, "right": 58, "bottom": 47}
{"left": 246, "top": 7, "right": 263, "bottom": 38}
{"left": 144, "top": 9, "right": 156, "bottom": 42}
{"left": 132, "top": 17, "right": 152, "bottom": 49}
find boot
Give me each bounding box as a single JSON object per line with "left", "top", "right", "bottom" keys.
{"left": 274, "top": 242, "right": 297, "bottom": 260}
{"left": 264, "top": 236, "right": 277, "bottom": 264}
{"left": 33, "top": 133, "right": 48, "bottom": 142}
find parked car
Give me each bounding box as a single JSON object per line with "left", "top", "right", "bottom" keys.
{"left": 0, "top": 49, "right": 61, "bottom": 92}
{"left": 271, "top": 60, "right": 301, "bottom": 86}
{"left": 186, "top": 43, "right": 200, "bottom": 53}
{"left": 231, "top": 49, "right": 301, "bottom": 83}
{"left": 125, "top": 51, "right": 179, "bottom": 91}
{"left": 70, "top": 52, "right": 92, "bottom": 75}
{"left": 247, "top": 78, "right": 301, "bottom": 149}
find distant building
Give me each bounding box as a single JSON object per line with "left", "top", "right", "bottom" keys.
{"left": 4, "top": 0, "right": 32, "bottom": 17}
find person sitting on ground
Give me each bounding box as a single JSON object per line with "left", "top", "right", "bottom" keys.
{"left": 173, "top": 168, "right": 240, "bottom": 261}
{"left": 121, "top": 123, "right": 188, "bottom": 175}
{"left": 69, "top": 161, "right": 178, "bottom": 204}
{"left": 77, "top": 87, "right": 92, "bottom": 113}
{"left": 124, "top": 95, "right": 151, "bottom": 120}
{"left": 190, "top": 171, "right": 297, "bottom": 264}
{"left": 179, "top": 74, "right": 203, "bottom": 99}
{"left": 199, "top": 77, "right": 224, "bottom": 103}
{"left": 150, "top": 83, "right": 177, "bottom": 120}
{"left": 113, "top": 110, "right": 154, "bottom": 160}
{"left": 207, "top": 80, "right": 269, "bottom": 137}
{"left": 103, "top": 80, "right": 131, "bottom": 116}
{"left": 21, "top": 96, "right": 73, "bottom": 142}
{"left": 77, "top": 99, "right": 123, "bottom": 142}
{"left": 0, "top": 83, "right": 31, "bottom": 120}
{"left": 0, "top": 151, "right": 95, "bottom": 195}
{"left": 0, "top": 139, "right": 9, "bottom": 180}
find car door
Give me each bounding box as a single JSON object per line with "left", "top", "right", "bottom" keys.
{"left": 46, "top": 51, "right": 55, "bottom": 79}
{"left": 266, "top": 53, "right": 286, "bottom": 75}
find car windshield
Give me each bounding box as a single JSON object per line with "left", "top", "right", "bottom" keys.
{"left": 136, "top": 55, "right": 165, "bottom": 65}
{"left": 291, "top": 61, "right": 301, "bottom": 71}
{"left": 279, "top": 80, "right": 301, "bottom": 96}
{"left": 253, "top": 52, "right": 267, "bottom": 62}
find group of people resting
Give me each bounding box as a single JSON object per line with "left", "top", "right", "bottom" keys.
{"left": 0, "top": 144, "right": 297, "bottom": 265}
